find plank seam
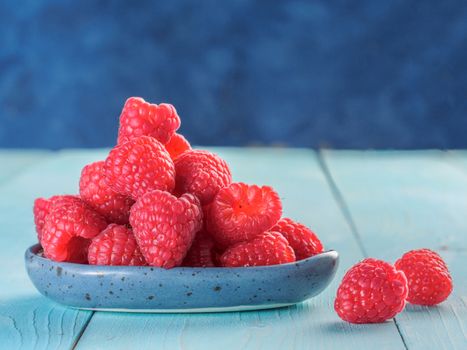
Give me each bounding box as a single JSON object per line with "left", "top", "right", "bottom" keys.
{"left": 70, "top": 311, "right": 95, "bottom": 350}
{"left": 315, "top": 151, "right": 368, "bottom": 256}
{"left": 316, "top": 150, "right": 409, "bottom": 350}
{"left": 393, "top": 318, "right": 409, "bottom": 350}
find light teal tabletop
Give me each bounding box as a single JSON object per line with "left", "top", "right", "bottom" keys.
{"left": 0, "top": 148, "right": 465, "bottom": 350}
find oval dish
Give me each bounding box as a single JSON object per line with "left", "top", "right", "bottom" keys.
{"left": 25, "top": 244, "right": 338, "bottom": 313}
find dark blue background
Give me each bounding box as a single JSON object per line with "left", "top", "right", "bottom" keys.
{"left": 1, "top": 0, "right": 466, "bottom": 149}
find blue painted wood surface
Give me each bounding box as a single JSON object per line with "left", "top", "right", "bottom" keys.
{"left": 0, "top": 150, "right": 50, "bottom": 183}
{"left": 0, "top": 150, "right": 107, "bottom": 349}
{"left": 0, "top": 149, "right": 465, "bottom": 350}
{"left": 322, "top": 150, "right": 467, "bottom": 350}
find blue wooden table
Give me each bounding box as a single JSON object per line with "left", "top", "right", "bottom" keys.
{"left": 0, "top": 148, "right": 465, "bottom": 350}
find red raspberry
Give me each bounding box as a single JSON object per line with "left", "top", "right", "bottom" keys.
{"left": 33, "top": 195, "right": 78, "bottom": 243}
{"left": 129, "top": 190, "right": 203, "bottom": 268}
{"left": 104, "top": 136, "right": 175, "bottom": 200}
{"left": 88, "top": 224, "right": 146, "bottom": 266}
{"left": 182, "top": 230, "right": 217, "bottom": 267}
{"left": 165, "top": 133, "right": 191, "bottom": 160}
{"left": 117, "top": 97, "right": 181, "bottom": 145}
{"left": 334, "top": 258, "right": 408, "bottom": 324}
{"left": 395, "top": 249, "right": 452, "bottom": 305}
{"left": 41, "top": 198, "right": 108, "bottom": 263}
{"left": 79, "top": 161, "right": 134, "bottom": 224}
{"left": 174, "top": 150, "right": 232, "bottom": 205}
{"left": 207, "top": 183, "right": 282, "bottom": 247}
{"left": 219, "top": 231, "right": 295, "bottom": 267}
{"left": 272, "top": 218, "right": 323, "bottom": 260}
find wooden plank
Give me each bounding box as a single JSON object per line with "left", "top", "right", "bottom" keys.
{"left": 76, "top": 148, "right": 406, "bottom": 350}
{"left": 0, "top": 149, "right": 108, "bottom": 350}
{"left": 0, "top": 150, "right": 51, "bottom": 183}
{"left": 443, "top": 150, "right": 467, "bottom": 175}
{"left": 322, "top": 150, "right": 467, "bottom": 350}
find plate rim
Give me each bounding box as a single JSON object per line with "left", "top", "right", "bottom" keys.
{"left": 26, "top": 243, "right": 339, "bottom": 271}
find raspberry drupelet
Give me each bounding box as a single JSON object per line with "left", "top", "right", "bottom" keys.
{"left": 117, "top": 97, "right": 180, "bottom": 145}
{"left": 220, "top": 231, "right": 295, "bottom": 267}
{"left": 33, "top": 195, "right": 78, "bottom": 243}
{"left": 174, "top": 149, "right": 232, "bottom": 205}
{"left": 129, "top": 190, "right": 203, "bottom": 268}
{"left": 165, "top": 133, "right": 191, "bottom": 160}
{"left": 182, "top": 230, "right": 217, "bottom": 267}
{"left": 88, "top": 224, "right": 146, "bottom": 266}
{"left": 79, "top": 161, "right": 134, "bottom": 224}
{"left": 207, "top": 182, "right": 282, "bottom": 247}
{"left": 41, "top": 198, "right": 108, "bottom": 263}
{"left": 395, "top": 249, "right": 452, "bottom": 306}
{"left": 334, "top": 258, "right": 408, "bottom": 324}
{"left": 272, "top": 218, "right": 323, "bottom": 260}
{"left": 104, "top": 136, "right": 175, "bottom": 200}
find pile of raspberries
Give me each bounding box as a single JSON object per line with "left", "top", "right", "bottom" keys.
{"left": 33, "top": 97, "right": 453, "bottom": 324}
{"left": 34, "top": 97, "right": 324, "bottom": 269}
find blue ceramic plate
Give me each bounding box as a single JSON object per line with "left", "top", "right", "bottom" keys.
{"left": 25, "top": 244, "right": 338, "bottom": 313}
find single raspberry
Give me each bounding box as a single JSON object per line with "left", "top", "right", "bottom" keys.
{"left": 129, "top": 190, "right": 203, "bottom": 268}
{"left": 88, "top": 224, "right": 146, "bottom": 266}
{"left": 33, "top": 195, "right": 78, "bottom": 243}
{"left": 207, "top": 183, "right": 282, "bottom": 247}
{"left": 79, "top": 161, "right": 134, "bottom": 224}
{"left": 117, "top": 97, "right": 180, "bottom": 145}
{"left": 219, "top": 231, "right": 295, "bottom": 267}
{"left": 334, "top": 258, "right": 408, "bottom": 324}
{"left": 174, "top": 150, "right": 232, "bottom": 205}
{"left": 272, "top": 218, "right": 323, "bottom": 260}
{"left": 165, "top": 133, "right": 191, "bottom": 160}
{"left": 104, "top": 136, "right": 175, "bottom": 200}
{"left": 182, "top": 230, "right": 217, "bottom": 267}
{"left": 41, "top": 198, "right": 108, "bottom": 263}
{"left": 395, "top": 249, "right": 452, "bottom": 305}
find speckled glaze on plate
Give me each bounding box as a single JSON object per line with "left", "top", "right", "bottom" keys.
{"left": 25, "top": 244, "right": 338, "bottom": 313}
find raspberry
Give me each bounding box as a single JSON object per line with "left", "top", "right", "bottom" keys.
{"left": 88, "top": 224, "right": 146, "bottom": 266}
{"left": 207, "top": 183, "right": 282, "bottom": 247}
{"left": 272, "top": 218, "right": 323, "bottom": 260}
{"left": 219, "top": 231, "right": 295, "bottom": 267}
{"left": 182, "top": 230, "right": 217, "bottom": 267}
{"left": 165, "top": 133, "right": 191, "bottom": 160}
{"left": 174, "top": 150, "right": 232, "bottom": 205}
{"left": 41, "top": 198, "right": 108, "bottom": 263}
{"left": 395, "top": 249, "right": 452, "bottom": 305}
{"left": 129, "top": 190, "right": 203, "bottom": 268}
{"left": 104, "top": 136, "right": 175, "bottom": 200}
{"left": 79, "top": 161, "right": 134, "bottom": 224}
{"left": 33, "top": 195, "right": 78, "bottom": 243}
{"left": 117, "top": 97, "right": 181, "bottom": 145}
{"left": 334, "top": 258, "right": 408, "bottom": 324}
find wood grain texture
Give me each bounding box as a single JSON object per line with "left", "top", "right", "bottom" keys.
{"left": 75, "top": 148, "right": 406, "bottom": 350}
{"left": 322, "top": 150, "right": 467, "bottom": 350}
{"left": 0, "top": 150, "right": 108, "bottom": 350}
